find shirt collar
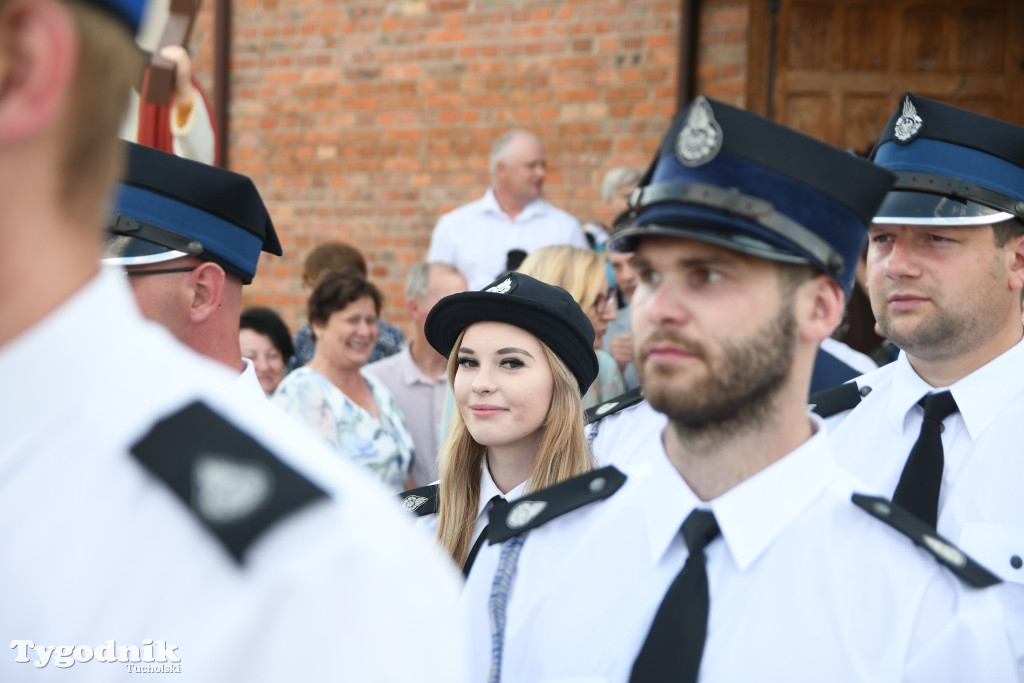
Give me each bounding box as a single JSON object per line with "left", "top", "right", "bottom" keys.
{"left": 397, "top": 344, "right": 445, "bottom": 387}
{"left": 478, "top": 454, "right": 530, "bottom": 520}
{"left": 887, "top": 334, "right": 1024, "bottom": 439}
{"left": 237, "top": 357, "right": 267, "bottom": 398}
{"left": 480, "top": 187, "right": 548, "bottom": 222}
{"left": 643, "top": 416, "right": 837, "bottom": 571}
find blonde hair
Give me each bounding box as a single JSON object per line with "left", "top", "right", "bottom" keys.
{"left": 62, "top": 0, "right": 141, "bottom": 217}
{"left": 435, "top": 328, "right": 594, "bottom": 566}
{"left": 518, "top": 245, "right": 606, "bottom": 311}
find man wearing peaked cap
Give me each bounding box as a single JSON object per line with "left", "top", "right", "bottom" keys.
{"left": 104, "top": 141, "right": 280, "bottom": 394}
{"left": 458, "top": 96, "right": 1015, "bottom": 682}
{"left": 0, "top": 1, "right": 470, "bottom": 680}
{"left": 819, "top": 93, "right": 1024, "bottom": 675}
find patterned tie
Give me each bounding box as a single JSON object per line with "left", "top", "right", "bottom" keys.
{"left": 487, "top": 536, "right": 525, "bottom": 683}
{"left": 630, "top": 509, "right": 720, "bottom": 683}
{"left": 892, "top": 390, "right": 959, "bottom": 528}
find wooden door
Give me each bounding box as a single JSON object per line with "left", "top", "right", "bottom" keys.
{"left": 747, "top": 0, "right": 1024, "bottom": 153}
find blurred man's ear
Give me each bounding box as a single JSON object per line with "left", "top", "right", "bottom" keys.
{"left": 796, "top": 273, "right": 845, "bottom": 345}
{"left": 0, "top": 0, "right": 76, "bottom": 143}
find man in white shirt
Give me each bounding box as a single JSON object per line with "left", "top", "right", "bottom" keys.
{"left": 814, "top": 93, "right": 1024, "bottom": 677}
{"left": 0, "top": 2, "right": 468, "bottom": 680}
{"left": 427, "top": 129, "right": 588, "bottom": 290}
{"left": 365, "top": 261, "right": 468, "bottom": 487}
{"left": 103, "top": 141, "right": 277, "bottom": 397}
{"left": 460, "top": 96, "right": 1015, "bottom": 682}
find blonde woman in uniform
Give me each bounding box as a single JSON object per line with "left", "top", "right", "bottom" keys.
{"left": 399, "top": 272, "right": 599, "bottom": 573}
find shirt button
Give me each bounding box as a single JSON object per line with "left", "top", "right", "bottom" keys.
{"left": 589, "top": 477, "right": 606, "bottom": 493}
{"left": 1011, "top": 555, "right": 1022, "bottom": 570}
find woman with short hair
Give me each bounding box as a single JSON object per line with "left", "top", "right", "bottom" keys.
{"left": 274, "top": 270, "right": 413, "bottom": 493}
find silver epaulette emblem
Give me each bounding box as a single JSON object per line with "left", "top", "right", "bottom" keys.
{"left": 402, "top": 495, "right": 429, "bottom": 512}
{"left": 191, "top": 452, "right": 274, "bottom": 525}
{"left": 507, "top": 500, "right": 547, "bottom": 529}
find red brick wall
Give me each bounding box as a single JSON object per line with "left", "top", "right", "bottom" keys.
{"left": 188, "top": 0, "right": 751, "bottom": 336}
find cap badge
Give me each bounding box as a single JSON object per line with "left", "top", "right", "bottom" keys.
{"left": 894, "top": 95, "right": 923, "bottom": 143}
{"left": 401, "top": 495, "right": 429, "bottom": 512}
{"left": 507, "top": 500, "right": 547, "bottom": 529}
{"left": 191, "top": 452, "right": 274, "bottom": 525}
{"left": 487, "top": 277, "right": 513, "bottom": 294}
{"left": 675, "top": 95, "right": 723, "bottom": 167}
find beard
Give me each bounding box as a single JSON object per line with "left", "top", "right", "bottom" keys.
{"left": 639, "top": 304, "right": 796, "bottom": 436}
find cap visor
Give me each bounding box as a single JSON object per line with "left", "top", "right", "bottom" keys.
{"left": 873, "top": 191, "right": 1014, "bottom": 226}
{"left": 609, "top": 222, "right": 812, "bottom": 266}
{"left": 103, "top": 233, "right": 189, "bottom": 266}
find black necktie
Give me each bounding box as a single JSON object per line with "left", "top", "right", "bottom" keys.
{"left": 463, "top": 496, "right": 508, "bottom": 577}
{"left": 630, "top": 509, "right": 720, "bottom": 683}
{"left": 892, "top": 390, "right": 959, "bottom": 528}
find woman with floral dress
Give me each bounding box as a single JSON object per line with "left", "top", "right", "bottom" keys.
{"left": 274, "top": 270, "right": 413, "bottom": 493}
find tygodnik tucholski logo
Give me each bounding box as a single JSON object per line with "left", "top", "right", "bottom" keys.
{"left": 11, "top": 639, "right": 181, "bottom": 673}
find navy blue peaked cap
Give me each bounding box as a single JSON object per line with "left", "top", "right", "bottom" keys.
{"left": 870, "top": 93, "right": 1024, "bottom": 227}
{"left": 425, "top": 272, "right": 599, "bottom": 396}
{"left": 608, "top": 96, "right": 896, "bottom": 294}
{"left": 104, "top": 142, "right": 281, "bottom": 284}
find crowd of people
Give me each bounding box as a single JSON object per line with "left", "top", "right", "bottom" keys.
{"left": 3, "top": 0, "right": 1024, "bottom": 680}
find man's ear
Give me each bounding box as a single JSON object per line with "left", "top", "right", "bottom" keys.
{"left": 0, "top": 0, "right": 77, "bottom": 143}
{"left": 795, "top": 273, "right": 845, "bottom": 344}
{"left": 186, "top": 262, "right": 226, "bottom": 324}
{"left": 1004, "top": 231, "right": 1024, "bottom": 294}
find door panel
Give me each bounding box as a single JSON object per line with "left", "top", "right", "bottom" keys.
{"left": 747, "top": 0, "right": 1024, "bottom": 152}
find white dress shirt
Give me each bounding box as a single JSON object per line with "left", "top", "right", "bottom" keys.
{"left": 462, "top": 417, "right": 1016, "bottom": 682}
{"left": 0, "top": 267, "right": 469, "bottom": 682}
{"left": 427, "top": 188, "right": 588, "bottom": 290}
{"left": 824, "top": 338, "right": 1024, "bottom": 676}
{"left": 587, "top": 399, "right": 667, "bottom": 468}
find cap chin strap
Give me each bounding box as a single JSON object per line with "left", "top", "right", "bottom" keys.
{"left": 617, "top": 181, "right": 846, "bottom": 277}
{"left": 890, "top": 171, "right": 1024, "bottom": 220}
{"left": 108, "top": 213, "right": 206, "bottom": 258}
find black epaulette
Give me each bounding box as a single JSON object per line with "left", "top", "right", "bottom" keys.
{"left": 584, "top": 387, "right": 644, "bottom": 425}
{"left": 397, "top": 484, "right": 439, "bottom": 517}
{"left": 808, "top": 381, "right": 869, "bottom": 418}
{"left": 131, "top": 401, "right": 328, "bottom": 565}
{"left": 852, "top": 494, "right": 1001, "bottom": 588}
{"left": 488, "top": 466, "right": 626, "bottom": 544}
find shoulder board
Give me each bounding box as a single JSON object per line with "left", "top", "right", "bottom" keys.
{"left": 584, "top": 386, "right": 644, "bottom": 425}
{"left": 397, "top": 484, "right": 439, "bottom": 517}
{"left": 808, "top": 381, "right": 868, "bottom": 418}
{"left": 852, "top": 494, "right": 1001, "bottom": 588}
{"left": 488, "top": 466, "right": 626, "bottom": 544}
{"left": 131, "top": 401, "right": 328, "bottom": 565}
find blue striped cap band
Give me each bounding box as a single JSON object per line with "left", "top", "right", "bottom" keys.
{"left": 108, "top": 184, "right": 263, "bottom": 281}
{"left": 874, "top": 138, "right": 1024, "bottom": 206}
